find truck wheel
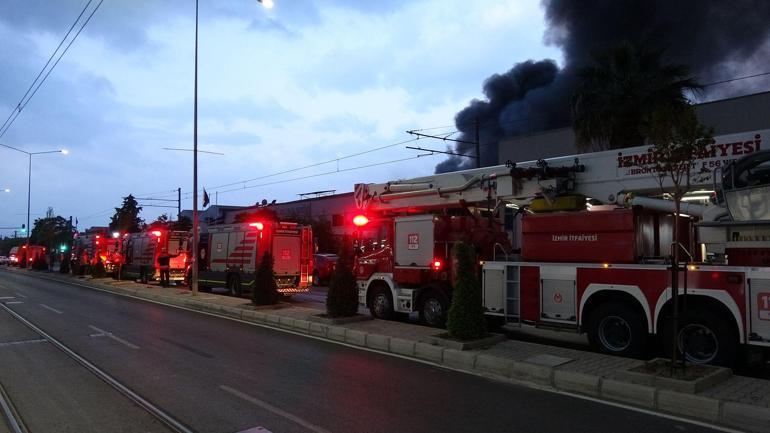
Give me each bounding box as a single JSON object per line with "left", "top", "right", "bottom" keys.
{"left": 228, "top": 274, "right": 243, "bottom": 297}
{"left": 369, "top": 286, "right": 394, "bottom": 320}
{"left": 419, "top": 290, "right": 449, "bottom": 328}
{"left": 587, "top": 302, "right": 647, "bottom": 358}
{"left": 140, "top": 268, "right": 148, "bottom": 284}
{"left": 660, "top": 309, "right": 738, "bottom": 366}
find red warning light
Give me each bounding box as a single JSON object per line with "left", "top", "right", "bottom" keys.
{"left": 151, "top": 230, "right": 162, "bottom": 237}
{"left": 353, "top": 215, "right": 369, "bottom": 227}
{"left": 432, "top": 259, "right": 443, "bottom": 270}
{"left": 249, "top": 222, "right": 265, "bottom": 230}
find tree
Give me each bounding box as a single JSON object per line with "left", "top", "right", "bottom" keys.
{"left": 172, "top": 215, "right": 193, "bottom": 232}
{"left": 644, "top": 103, "right": 713, "bottom": 371}
{"left": 109, "top": 195, "right": 144, "bottom": 233}
{"left": 253, "top": 252, "right": 279, "bottom": 305}
{"left": 446, "top": 242, "right": 486, "bottom": 340}
{"left": 325, "top": 236, "right": 358, "bottom": 317}
{"left": 571, "top": 41, "right": 701, "bottom": 151}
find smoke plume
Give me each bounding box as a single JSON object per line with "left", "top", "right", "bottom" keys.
{"left": 435, "top": 0, "right": 770, "bottom": 173}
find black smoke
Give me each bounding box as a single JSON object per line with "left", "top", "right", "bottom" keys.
{"left": 436, "top": 0, "right": 770, "bottom": 173}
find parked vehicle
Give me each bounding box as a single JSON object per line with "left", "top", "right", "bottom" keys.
{"left": 120, "top": 229, "right": 189, "bottom": 284}
{"left": 0, "top": 256, "right": 9, "bottom": 265}
{"left": 352, "top": 129, "right": 770, "bottom": 366}
{"left": 193, "top": 220, "right": 313, "bottom": 296}
{"left": 8, "top": 247, "right": 19, "bottom": 266}
{"left": 312, "top": 253, "right": 338, "bottom": 286}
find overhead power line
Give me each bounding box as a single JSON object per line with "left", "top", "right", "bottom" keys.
{"left": 0, "top": 0, "right": 104, "bottom": 139}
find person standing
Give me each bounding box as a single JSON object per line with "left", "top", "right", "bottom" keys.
{"left": 158, "top": 247, "right": 171, "bottom": 287}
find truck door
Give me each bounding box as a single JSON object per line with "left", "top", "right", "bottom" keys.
{"left": 209, "top": 232, "right": 228, "bottom": 272}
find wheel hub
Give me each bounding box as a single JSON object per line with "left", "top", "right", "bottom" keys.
{"left": 423, "top": 298, "right": 443, "bottom": 324}
{"left": 372, "top": 294, "right": 390, "bottom": 316}
{"left": 598, "top": 315, "right": 632, "bottom": 352}
{"left": 678, "top": 323, "right": 718, "bottom": 364}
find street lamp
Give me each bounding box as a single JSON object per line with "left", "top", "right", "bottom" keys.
{"left": 2, "top": 188, "right": 9, "bottom": 193}
{"left": 190, "top": 0, "right": 273, "bottom": 296}
{"left": 0, "top": 143, "right": 68, "bottom": 267}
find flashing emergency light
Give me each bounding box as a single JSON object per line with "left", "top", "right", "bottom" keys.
{"left": 151, "top": 230, "right": 163, "bottom": 237}
{"left": 112, "top": 231, "right": 120, "bottom": 238}
{"left": 432, "top": 259, "right": 443, "bottom": 271}
{"left": 353, "top": 215, "right": 369, "bottom": 227}
{"left": 249, "top": 222, "right": 265, "bottom": 231}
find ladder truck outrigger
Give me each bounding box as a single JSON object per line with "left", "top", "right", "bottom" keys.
{"left": 352, "top": 129, "right": 770, "bottom": 366}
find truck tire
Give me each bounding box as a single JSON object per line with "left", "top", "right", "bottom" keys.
{"left": 419, "top": 290, "right": 449, "bottom": 328}
{"left": 369, "top": 286, "right": 394, "bottom": 320}
{"left": 228, "top": 274, "right": 243, "bottom": 297}
{"left": 660, "top": 309, "right": 738, "bottom": 366}
{"left": 140, "top": 267, "right": 148, "bottom": 284}
{"left": 586, "top": 302, "right": 647, "bottom": 358}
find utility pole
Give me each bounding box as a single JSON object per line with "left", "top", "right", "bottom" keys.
{"left": 177, "top": 187, "right": 181, "bottom": 220}
{"left": 475, "top": 117, "right": 481, "bottom": 168}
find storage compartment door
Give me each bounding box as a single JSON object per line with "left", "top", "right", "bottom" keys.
{"left": 483, "top": 265, "right": 505, "bottom": 315}
{"left": 541, "top": 278, "right": 576, "bottom": 323}
{"left": 273, "top": 234, "right": 301, "bottom": 276}
{"left": 749, "top": 278, "right": 770, "bottom": 342}
{"left": 394, "top": 215, "right": 434, "bottom": 267}
{"left": 209, "top": 232, "right": 229, "bottom": 271}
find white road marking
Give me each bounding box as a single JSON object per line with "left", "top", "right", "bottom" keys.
{"left": 14, "top": 293, "right": 27, "bottom": 298}
{"left": 0, "top": 296, "right": 15, "bottom": 300}
{"left": 88, "top": 325, "right": 140, "bottom": 350}
{"left": 220, "top": 385, "right": 331, "bottom": 433}
{"left": 39, "top": 304, "right": 63, "bottom": 314}
{"left": 236, "top": 428, "right": 273, "bottom": 433}
{"left": 4, "top": 301, "right": 23, "bottom": 305}
{"left": 0, "top": 338, "right": 47, "bottom": 348}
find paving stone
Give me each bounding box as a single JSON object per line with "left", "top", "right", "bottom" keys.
{"left": 601, "top": 379, "right": 655, "bottom": 408}
{"left": 365, "top": 334, "right": 390, "bottom": 351}
{"left": 309, "top": 322, "right": 328, "bottom": 337}
{"left": 553, "top": 369, "right": 600, "bottom": 396}
{"left": 443, "top": 349, "right": 477, "bottom": 369}
{"left": 721, "top": 401, "right": 770, "bottom": 433}
{"left": 510, "top": 361, "right": 553, "bottom": 386}
{"left": 327, "top": 326, "right": 346, "bottom": 342}
{"left": 475, "top": 354, "right": 513, "bottom": 377}
{"left": 414, "top": 342, "right": 444, "bottom": 363}
{"left": 345, "top": 329, "right": 367, "bottom": 346}
{"left": 656, "top": 390, "right": 719, "bottom": 423}
{"left": 389, "top": 338, "right": 415, "bottom": 357}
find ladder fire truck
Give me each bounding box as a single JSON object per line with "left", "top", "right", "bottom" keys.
{"left": 192, "top": 220, "right": 314, "bottom": 296}
{"left": 353, "top": 129, "right": 769, "bottom": 366}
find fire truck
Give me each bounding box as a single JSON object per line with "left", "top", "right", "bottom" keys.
{"left": 353, "top": 129, "right": 770, "bottom": 366}
{"left": 10, "top": 245, "right": 46, "bottom": 267}
{"left": 71, "top": 231, "right": 119, "bottom": 275}
{"left": 120, "top": 229, "right": 189, "bottom": 283}
{"left": 193, "top": 220, "right": 313, "bottom": 296}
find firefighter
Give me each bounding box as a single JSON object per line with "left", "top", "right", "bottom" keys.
{"left": 157, "top": 247, "right": 178, "bottom": 287}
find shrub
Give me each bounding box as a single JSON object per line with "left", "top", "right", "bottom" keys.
{"left": 253, "top": 252, "right": 279, "bottom": 305}
{"left": 326, "top": 237, "right": 358, "bottom": 317}
{"left": 32, "top": 256, "right": 49, "bottom": 271}
{"left": 91, "top": 260, "right": 107, "bottom": 278}
{"left": 446, "top": 242, "right": 486, "bottom": 340}
{"left": 59, "top": 257, "right": 70, "bottom": 274}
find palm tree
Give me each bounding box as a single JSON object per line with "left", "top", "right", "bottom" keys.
{"left": 571, "top": 41, "right": 701, "bottom": 151}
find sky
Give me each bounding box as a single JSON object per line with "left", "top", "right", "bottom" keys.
{"left": 0, "top": 0, "right": 561, "bottom": 234}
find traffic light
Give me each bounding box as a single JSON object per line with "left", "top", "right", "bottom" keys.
{"left": 60, "top": 244, "right": 68, "bottom": 252}
{"left": 20, "top": 224, "right": 26, "bottom": 233}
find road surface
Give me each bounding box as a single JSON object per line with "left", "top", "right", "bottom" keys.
{"left": 0, "top": 269, "right": 727, "bottom": 433}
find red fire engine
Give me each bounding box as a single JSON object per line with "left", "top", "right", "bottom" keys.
{"left": 120, "top": 229, "right": 189, "bottom": 283}
{"left": 193, "top": 220, "right": 313, "bottom": 296}
{"left": 353, "top": 129, "right": 770, "bottom": 366}
{"left": 10, "top": 245, "right": 46, "bottom": 267}
{"left": 71, "top": 231, "right": 119, "bottom": 275}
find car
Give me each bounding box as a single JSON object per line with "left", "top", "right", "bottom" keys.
{"left": 312, "top": 253, "right": 338, "bottom": 286}
{"left": 0, "top": 256, "right": 9, "bottom": 265}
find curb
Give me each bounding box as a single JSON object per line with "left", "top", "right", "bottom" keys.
{"left": 9, "top": 269, "right": 769, "bottom": 433}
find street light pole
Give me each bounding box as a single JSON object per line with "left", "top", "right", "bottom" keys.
{"left": 190, "top": 0, "right": 272, "bottom": 296}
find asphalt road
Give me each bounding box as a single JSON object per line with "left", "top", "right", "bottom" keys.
{"left": 0, "top": 269, "right": 727, "bottom": 433}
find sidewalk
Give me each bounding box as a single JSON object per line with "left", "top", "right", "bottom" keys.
{"left": 11, "top": 268, "right": 770, "bottom": 432}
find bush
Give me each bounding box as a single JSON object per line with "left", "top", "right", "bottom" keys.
{"left": 91, "top": 260, "right": 107, "bottom": 278}
{"left": 253, "top": 252, "right": 279, "bottom": 305}
{"left": 32, "top": 256, "right": 48, "bottom": 271}
{"left": 326, "top": 237, "right": 358, "bottom": 317}
{"left": 59, "top": 257, "right": 70, "bottom": 274}
{"left": 446, "top": 242, "right": 486, "bottom": 340}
